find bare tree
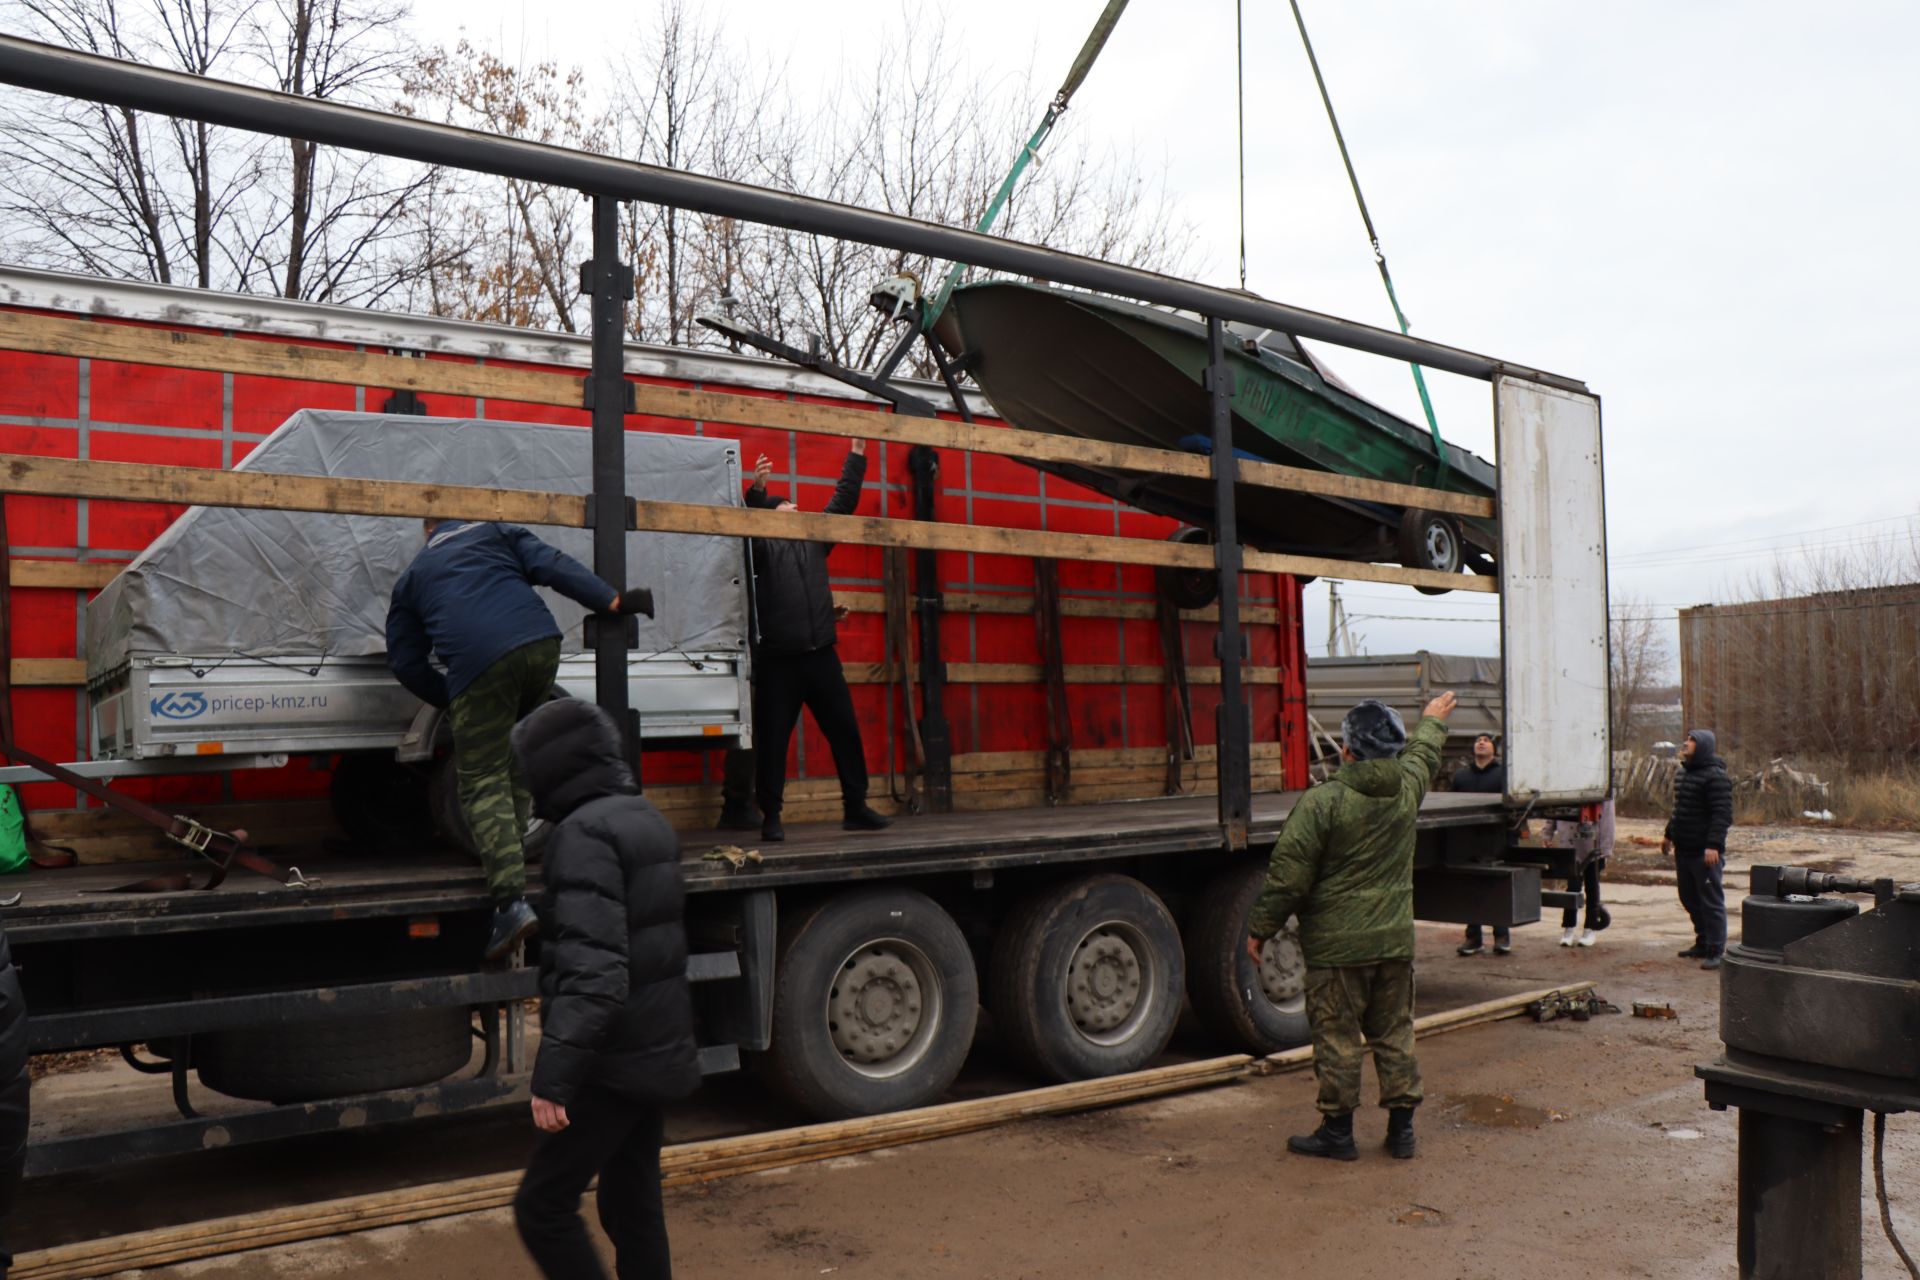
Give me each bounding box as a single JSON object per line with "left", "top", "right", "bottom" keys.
{"left": 400, "top": 41, "right": 607, "bottom": 331}
{"left": 1610, "top": 593, "right": 1671, "bottom": 752}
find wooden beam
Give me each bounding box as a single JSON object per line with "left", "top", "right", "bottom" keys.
{"left": 0, "top": 454, "right": 1494, "bottom": 592}
{"left": 834, "top": 591, "right": 1285, "bottom": 625}
{"left": 0, "top": 311, "right": 1494, "bottom": 519}
{"left": 846, "top": 662, "right": 1284, "bottom": 686}
{"left": 6, "top": 560, "right": 123, "bottom": 590}
{"left": 10, "top": 659, "right": 86, "bottom": 686}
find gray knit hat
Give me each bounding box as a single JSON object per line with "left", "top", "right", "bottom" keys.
{"left": 1341, "top": 699, "right": 1408, "bottom": 761}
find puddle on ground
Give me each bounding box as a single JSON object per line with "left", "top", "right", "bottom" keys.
{"left": 1451, "top": 1093, "right": 1552, "bottom": 1129}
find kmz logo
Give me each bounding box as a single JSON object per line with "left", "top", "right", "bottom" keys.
{"left": 150, "top": 692, "right": 208, "bottom": 720}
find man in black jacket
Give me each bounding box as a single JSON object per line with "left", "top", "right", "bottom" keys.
{"left": 1663, "top": 728, "right": 1735, "bottom": 970}
{"left": 744, "top": 443, "right": 889, "bottom": 842}
{"left": 0, "top": 924, "right": 27, "bottom": 1279}
{"left": 509, "top": 699, "right": 700, "bottom": 1280}
{"left": 1452, "top": 734, "right": 1513, "bottom": 957}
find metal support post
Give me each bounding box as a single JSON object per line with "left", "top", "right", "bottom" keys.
{"left": 1206, "top": 317, "right": 1251, "bottom": 848}
{"left": 584, "top": 195, "right": 635, "bottom": 764}
{"left": 1737, "top": 1106, "right": 1863, "bottom": 1279}
{"left": 907, "top": 445, "right": 954, "bottom": 812}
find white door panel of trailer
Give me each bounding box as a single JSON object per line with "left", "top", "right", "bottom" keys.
{"left": 1494, "top": 377, "right": 1610, "bottom": 804}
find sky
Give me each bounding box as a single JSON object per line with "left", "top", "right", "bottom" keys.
{"left": 405, "top": 0, "right": 1920, "bottom": 662}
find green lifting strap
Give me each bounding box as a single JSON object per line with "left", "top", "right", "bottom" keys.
{"left": 924, "top": 0, "right": 1132, "bottom": 329}
{"left": 1287, "top": 0, "right": 1449, "bottom": 483}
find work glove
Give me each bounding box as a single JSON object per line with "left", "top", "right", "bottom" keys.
{"left": 612, "top": 587, "right": 655, "bottom": 619}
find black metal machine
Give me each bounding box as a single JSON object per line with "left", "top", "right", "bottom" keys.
{"left": 1697, "top": 864, "right": 1920, "bottom": 1280}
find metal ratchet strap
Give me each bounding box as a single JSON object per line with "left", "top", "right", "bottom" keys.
{"left": 0, "top": 738, "right": 299, "bottom": 891}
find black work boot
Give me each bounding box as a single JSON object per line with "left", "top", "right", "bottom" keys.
{"left": 717, "top": 804, "right": 762, "bottom": 832}
{"left": 1287, "top": 1112, "right": 1359, "bottom": 1161}
{"left": 483, "top": 898, "right": 539, "bottom": 962}
{"left": 843, "top": 803, "right": 891, "bottom": 832}
{"left": 761, "top": 813, "right": 786, "bottom": 843}
{"left": 1385, "top": 1107, "right": 1417, "bottom": 1159}
{"left": 1678, "top": 943, "right": 1708, "bottom": 959}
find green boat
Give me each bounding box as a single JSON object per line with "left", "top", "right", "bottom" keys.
{"left": 941, "top": 281, "right": 1498, "bottom": 585}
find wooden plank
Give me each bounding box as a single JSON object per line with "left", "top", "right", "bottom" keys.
{"left": 0, "top": 310, "right": 1494, "bottom": 518}
{"left": 10, "top": 659, "right": 85, "bottom": 686}
{"left": 845, "top": 662, "right": 1284, "bottom": 686}
{"left": 7, "top": 560, "right": 123, "bottom": 590}
{"left": 0, "top": 454, "right": 1492, "bottom": 592}
{"left": 834, "top": 591, "right": 1284, "bottom": 625}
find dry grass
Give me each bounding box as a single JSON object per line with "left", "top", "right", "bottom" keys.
{"left": 1618, "top": 757, "right": 1920, "bottom": 832}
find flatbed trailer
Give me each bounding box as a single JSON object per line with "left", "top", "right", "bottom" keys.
{"left": 0, "top": 33, "right": 1611, "bottom": 1182}
{"left": 11, "top": 791, "right": 1516, "bottom": 1175}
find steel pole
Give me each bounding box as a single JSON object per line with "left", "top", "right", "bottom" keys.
{"left": 1207, "top": 318, "right": 1251, "bottom": 849}
{"left": 0, "top": 34, "right": 1586, "bottom": 391}
{"left": 585, "top": 196, "right": 634, "bottom": 764}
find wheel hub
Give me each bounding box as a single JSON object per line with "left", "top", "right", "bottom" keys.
{"left": 1423, "top": 521, "right": 1458, "bottom": 571}
{"left": 1068, "top": 929, "right": 1144, "bottom": 1035}
{"left": 1258, "top": 926, "right": 1307, "bottom": 1010}
{"left": 828, "top": 944, "right": 930, "bottom": 1071}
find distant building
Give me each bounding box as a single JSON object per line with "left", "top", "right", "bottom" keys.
{"left": 1679, "top": 585, "right": 1920, "bottom": 760}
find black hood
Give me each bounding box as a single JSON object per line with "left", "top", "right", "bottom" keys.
{"left": 511, "top": 698, "right": 638, "bottom": 820}
{"left": 1684, "top": 728, "right": 1720, "bottom": 771}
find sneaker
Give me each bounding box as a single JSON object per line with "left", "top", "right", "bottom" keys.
{"left": 1559, "top": 928, "right": 1579, "bottom": 948}
{"left": 483, "top": 898, "right": 539, "bottom": 962}
{"left": 1578, "top": 930, "right": 1599, "bottom": 948}
{"left": 1287, "top": 1114, "right": 1359, "bottom": 1162}
{"left": 761, "top": 816, "right": 786, "bottom": 843}
{"left": 1493, "top": 940, "right": 1514, "bottom": 957}
{"left": 1456, "top": 942, "right": 1484, "bottom": 957}
{"left": 842, "top": 804, "right": 892, "bottom": 832}
{"left": 1678, "top": 944, "right": 1708, "bottom": 959}
{"left": 1700, "top": 955, "right": 1723, "bottom": 971}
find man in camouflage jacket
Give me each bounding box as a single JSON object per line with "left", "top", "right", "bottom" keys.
{"left": 1247, "top": 690, "right": 1457, "bottom": 1161}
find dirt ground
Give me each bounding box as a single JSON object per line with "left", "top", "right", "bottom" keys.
{"left": 47, "top": 819, "right": 1920, "bottom": 1278}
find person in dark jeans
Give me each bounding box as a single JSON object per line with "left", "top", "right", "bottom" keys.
{"left": 1452, "top": 733, "right": 1513, "bottom": 956}
{"left": 743, "top": 443, "right": 889, "bottom": 842}
{"left": 388, "top": 518, "right": 650, "bottom": 961}
{"left": 1559, "top": 796, "right": 1614, "bottom": 947}
{"left": 510, "top": 699, "right": 701, "bottom": 1280}
{"left": 1664, "top": 729, "right": 1734, "bottom": 970}
{"left": 0, "top": 921, "right": 27, "bottom": 1279}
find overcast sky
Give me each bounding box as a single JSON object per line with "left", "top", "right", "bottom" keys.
{"left": 410, "top": 0, "right": 1920, "bottom": 662}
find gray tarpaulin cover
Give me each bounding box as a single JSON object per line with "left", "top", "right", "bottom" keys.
{"left": 86, "top": 411, "right": 746, "bottom": 674}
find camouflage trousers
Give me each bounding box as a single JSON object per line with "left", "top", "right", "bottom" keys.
{"left": 449, "top": 638, "right": 560, "bottom": 904}
{"left": 1304, "top": 961, "right": 1423, "bottom": 1115}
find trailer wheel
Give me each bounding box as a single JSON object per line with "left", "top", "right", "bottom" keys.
{"left": 428, "top": 757, "right": 550, "bottom": 865}
{"left": 1156, "top": 527, "right": 1219, "bottom": 611}
{"left": 762, "top": 888, "right": 978, "bottom": 1119}
{"left": 329, "top": 754, "right": 433, "bottom": 850}
{"left": 991, "top": 875, "right": 1185, "bottom": 1082}
{"left": 1184, "top": 861, "right": 1311, "bottom": 1054}
{"left": 1397, "top": 508, "right": 1463, "bottom": 595}
{"left": 195, "top": 1007, "right": 474, "bottom": 1105}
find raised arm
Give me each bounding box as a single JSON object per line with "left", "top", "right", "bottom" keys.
{"left": 502, "top": 525, "right": 618, "bottom": 612}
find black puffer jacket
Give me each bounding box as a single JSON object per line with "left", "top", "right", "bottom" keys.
{"left": 745, "top": 451, "right": 866, "bottom": 656}
{"left": 511, "top": 699, "right": 700, "bottom": 1108}
{"left": 1451, "top": 760, "right": 1505, "bottom": 794}
{"left": 1666, "top": 728, "right": 1734, "bottom": 853}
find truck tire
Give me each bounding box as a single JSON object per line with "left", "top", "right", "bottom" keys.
{"left": 990, "top": 875, "right": 1185, "bottom": 1082}
{"left": 428, "top": 756, "right": 550, "bottom": 865}
{"left": 1184, "top": 861, "right": 1311, "bottom": 1054}
{"left": 762, "top": 888, "right": 979, "bottom": 1120}
{"left": 329, "top": 753, "right": 434, "bottom": 851}
{"left": 1397, "top": 508, "right": 1463, "bottom": 595}
{"left": 195, "top": 1008, "right": 474, "bottom": 1105}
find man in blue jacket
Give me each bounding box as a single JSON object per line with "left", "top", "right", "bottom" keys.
{"left": 386, "top": 518, "right": 651, "bottom": 961}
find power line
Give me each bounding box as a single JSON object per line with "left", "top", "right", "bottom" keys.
{"left": 1610, "top": 513, "right": 1919, "bottom": 565}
